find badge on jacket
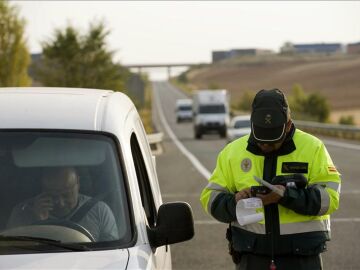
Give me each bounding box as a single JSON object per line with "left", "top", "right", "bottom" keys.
{"left": 241, "top": 158, "right": 252, "bottom": 172}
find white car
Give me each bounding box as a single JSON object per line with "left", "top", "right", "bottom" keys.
{"left": 175, "top": 99, "right": 193, "bottom": 123}
{"left": 0, "top": 87, "right": 194, "bottom": 269}
{"left": 227, "top": 115, "right": 251, "bottom": 143}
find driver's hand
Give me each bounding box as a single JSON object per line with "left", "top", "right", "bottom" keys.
{"left": 32, "top": 193, "right": 53, "bottom": 220}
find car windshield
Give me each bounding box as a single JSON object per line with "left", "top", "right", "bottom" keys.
{"left": 234, "top": 119, "right": 251, "bottom": 128}
{"left": 0, "top": 131, "right": 132, "bottom": 253}
{"left": 199, "top": 105, "right": 226, "bottom": 114}
{"left": 178, "top": 105, "right": 192, "bottom": 111}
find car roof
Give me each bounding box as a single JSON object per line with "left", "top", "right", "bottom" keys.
{"left": 176, "top": 99, "right": 193, "bottom": 105}
{"left": 232, "top": 115, "right": 250, "bottom": 121}
{"left": 0, "top": 87, "right": 134, "bottom": 131}
{"left": 230, "top": 115, "right": 251, "bottom": 125}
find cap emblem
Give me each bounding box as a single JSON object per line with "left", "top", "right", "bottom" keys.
{"left": 265, "top": 114, "right": 272, "bottom": 124}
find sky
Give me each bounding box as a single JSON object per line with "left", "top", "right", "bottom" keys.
{"left": 12, "top": 1, "right": 360, "bottom": 79}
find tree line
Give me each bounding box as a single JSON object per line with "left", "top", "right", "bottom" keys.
{"left": 0, "top": 0, "right": 129, "bottom": 92}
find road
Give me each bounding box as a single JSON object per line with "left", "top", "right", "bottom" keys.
{"left": 151, "top": 81, "right": 360, "bottom": 270}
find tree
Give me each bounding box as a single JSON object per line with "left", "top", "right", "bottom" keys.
{"left": 177, "top": 72, "right": 188, "bottom": 83}
{"left": 237, "top": 90, "right": 256, "bottom": 111}
{"left": 339, "top": 115, "right": 355, "bottom": 125}
{"left": 304, "top": 93, "right": 330, "bottom": 122}
{"left": 0, "top": 0, "right": 31, "bottom": 86}
{"left": 35, "top": 22, "right": 129, "bottom": 91}
{"left": 288, "top": 84, "right": 330, "bottom": 122}
{"left": 288, "top": 84, "right": 306, "bottom": 113}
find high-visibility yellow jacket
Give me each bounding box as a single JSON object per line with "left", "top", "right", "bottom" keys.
{"left": 200, "top": 126, "right": 341, "bottom": 255}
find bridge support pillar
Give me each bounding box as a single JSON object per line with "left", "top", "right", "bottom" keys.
{"left": 167, "top": 66, "right": 171, "bottom": 80}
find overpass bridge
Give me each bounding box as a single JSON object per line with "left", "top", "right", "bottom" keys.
{"left": 123, "top": 62, "right": 209, "bottom": 79}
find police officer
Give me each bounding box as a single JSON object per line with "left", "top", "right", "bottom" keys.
{"left": 200, "top": 89, "right": 341, "bottom": 270}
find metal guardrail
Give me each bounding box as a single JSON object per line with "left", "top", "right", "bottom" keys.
{"left": 294, "top": 120, "right": 360, "bottom": 140}
{"left": 147, "top": 132, "right": 164, "bottom": 155}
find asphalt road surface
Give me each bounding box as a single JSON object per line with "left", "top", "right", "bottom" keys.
{"left": 151, "top": 81, "right": 360, "bottom": 270}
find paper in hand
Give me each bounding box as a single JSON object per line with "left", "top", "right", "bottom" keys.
{"left": 236, "top": 197, "right": 264, "bottom": 226}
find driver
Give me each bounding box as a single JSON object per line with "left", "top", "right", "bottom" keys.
{"left": 7, "top": 167, "right": 119, "bottom": 242}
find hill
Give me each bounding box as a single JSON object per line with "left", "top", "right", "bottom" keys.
{"left": 185, "top": 54, "right": 360, "bottom": 124}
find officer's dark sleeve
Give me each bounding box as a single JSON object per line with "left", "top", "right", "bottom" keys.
{"left": 279, "top": 186, "right": 321, "bottom": 215}
{"left": 210, "top": 193, "right": 237, "bottom": 223}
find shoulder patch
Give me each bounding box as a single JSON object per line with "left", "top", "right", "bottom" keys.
{"left": 241, "top": 158, "right": 252, "bottom": 172}
{"left": 328, "top": 166, "right": 338, "bottom": 173}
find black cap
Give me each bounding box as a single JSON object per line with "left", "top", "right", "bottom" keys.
{"left": 251, "top": 89, "right": 289, "bottom": 143}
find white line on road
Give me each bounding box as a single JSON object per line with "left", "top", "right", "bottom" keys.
{"left": 153, "top": 83, "right": 211, "bottom": 180}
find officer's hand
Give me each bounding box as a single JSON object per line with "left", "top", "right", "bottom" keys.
{"left": 32, "top": 193, "right": 54, "bottom": 220}
{"left": 256, "top": 185, "right": 285, "bottom": 206}
{"left": 235, "top": 188, "right": 251, "bottom": 202}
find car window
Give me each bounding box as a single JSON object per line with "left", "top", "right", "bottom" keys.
{"left": 178, "top": 105, "right": 192, "bottom": 111}
{"left": 130, "top": 133, "right": 157, "bottom": 227}
{"left": 234, "top": 119, "right": 251, "bottom": 128}
{"left": 199, "top": 105, "right": 226, "bottom": 114}
{"left": 0, "top": 131, "right": 131, "bottom": 251}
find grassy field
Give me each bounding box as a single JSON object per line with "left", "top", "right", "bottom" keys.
{"left": 184, "top": 54, "right": 360, "bottom": 125}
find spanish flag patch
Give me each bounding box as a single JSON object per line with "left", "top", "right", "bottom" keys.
{"left": 328, "top": 166, "right": 338, "bottom": 173}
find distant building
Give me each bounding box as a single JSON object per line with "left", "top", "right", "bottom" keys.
{"left": 280, "top": 42, "right": 345, "bottom": 55}
{"left": 347, "top": 42, "right": 360, "bottom": 54}
{"left": 212, "top": 48, "right": 273, "bottom": 63}
{"left": 229, "top": 49, "right": 257, "bottom": 57}
{"left": 212, "top": 51, "right": 229, "bottom": 62}
{"left": 292, "top": 43, "right": 344, "bottom": 54}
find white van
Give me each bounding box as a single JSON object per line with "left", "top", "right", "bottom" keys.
{"left": 193, "top": 89, "right": 230, "bottom": 139}
{"left": 0, "top": 88, "right": 194, "bottom": 269}
{"left": 175, "top": 99, "right": 193, "bottom": 123}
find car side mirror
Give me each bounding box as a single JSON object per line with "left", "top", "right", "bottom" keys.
{"left": 147, "top": 202, "right": 194, "bottom": 248}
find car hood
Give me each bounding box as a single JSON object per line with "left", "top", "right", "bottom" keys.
{"left": 0, "top": 249, "right": 129, "bottom": 269}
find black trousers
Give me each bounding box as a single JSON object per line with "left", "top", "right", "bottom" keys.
{"left": 235, "top": 253, "right": 323, "bottom": 270}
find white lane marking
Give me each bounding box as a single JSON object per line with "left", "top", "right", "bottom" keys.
{"left": 195, "top": 218, "right": 360, "bottom": 225}
{"left": 153, "top": 83, "right": 211, "bottom": 180}
{"left": 323, "top": 139, "right": 360, "bottom": 151}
